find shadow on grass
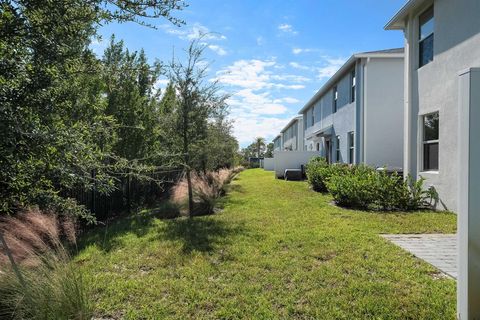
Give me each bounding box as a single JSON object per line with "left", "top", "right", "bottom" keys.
{"left": 158, "top": 217, "right": 246, "bottom": 254}
{"left": 78, "top": 191, "right": 248, "bottom": 255}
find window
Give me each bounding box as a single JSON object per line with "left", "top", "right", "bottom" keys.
{"left": 350, "top": 69, "right": 356, "bottom": 103}
{"left": 316, "top": 143, "right": 320, "bottom": 151}
{"left": 348, "top": 132, "right": 354, "bottom": 164}
{"left": 311, "top": 107, "right": 315, "bottom": 126}
{"left": 423, "top": 112, "right": 439, "bottom": 171}
{"left": 335, "top": 135, "right": 341, "bottom": 163}
{"left": 333, "top": 86, "right": 338, "bottom": 113}
{"left": 419, "top": 6, "right": 434, "bottom": 68}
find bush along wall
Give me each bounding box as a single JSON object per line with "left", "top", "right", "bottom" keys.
{"left": 305, "top": 157, "right": 439, "bottom": 211}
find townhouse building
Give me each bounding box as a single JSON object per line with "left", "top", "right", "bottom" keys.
{"left": 386, "top": 0, "right": 480, "bottom": 211}
{"left": 299, "top": 49, "right": 405, "bottom": 168}
{"left": 280, "top": 115, "right": 304, "bottom": 151}
{"left": 272, "top": 135, "right": 282, "bottom": 151}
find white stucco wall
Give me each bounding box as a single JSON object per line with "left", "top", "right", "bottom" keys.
{"left": 263, "top": 158, "right": 274, "bottom": 171}
{"left": 273, "top": 151, "right": 318, "bottom": 178}
{"left": 402, "top": 0, "right": 480, "bottom": 211}
{"left": 282, "top": 116, "right": 304, "bottom": 151}
{"left": 302, "top": 56, "right": 404, "bottom": 167}
{"left": 363, "top": 57, "right": 404, "bottom": 168}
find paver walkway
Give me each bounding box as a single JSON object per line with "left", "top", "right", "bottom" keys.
{"left": 381, "top": 234, "right": 457, "bottom": 279}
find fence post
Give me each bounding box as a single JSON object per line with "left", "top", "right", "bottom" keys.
{"left": 458, "top": 67, "right": 480, "bottom": 320}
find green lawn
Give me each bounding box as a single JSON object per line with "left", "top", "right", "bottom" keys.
{"left": 77, "top": 168, "right": 457, "bottom": 319}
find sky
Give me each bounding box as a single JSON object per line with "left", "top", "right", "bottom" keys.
{"left": 93, "top": 0, "right": 407, "bottom": 147}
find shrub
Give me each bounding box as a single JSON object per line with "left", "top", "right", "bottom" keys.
{"left": 326, "top": 165, "right": 377, "bottom": 209}
{"left": 171, "top": 167, "right": 242, "bottom": 216}
{"left": 374, "top": 170, "right": 409, "bottom": 211}
{"left": 326, "top": 166, "right": 439, "bottom": 211}
{"left": 306, "top": 157, "right": 351, "bottom": 192}
{"left": 0, "top": 209, "right": 92, "bottom": 320}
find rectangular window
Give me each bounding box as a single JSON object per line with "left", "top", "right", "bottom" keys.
{"left": 316, "top": 142, "right": 320, "bottom": 151}
{"left": 311, "top": 107, "right": 315, "bottom": 126}
{"left": 350, "top": 69, "right": 356, "bottom": 103}
{"left": 419, "top": 6, "right": 434, "bottom": 68}
{"left": 333, "top": 86, "right": 338, "bottom": 113}
{"left": 348, "top": 132, "right": 354, "bottom": 164}
{"left": 423, "top": 112, "right": 439, "bottom": 171}
{"left": 336, "top": 135, "right": 341, "bottom": 163}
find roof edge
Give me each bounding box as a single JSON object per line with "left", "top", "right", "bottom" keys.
{"left": 297, "top": 48, "right": 404, "bottom": 114}
{"left": 385, "top": 0, "right": 427, "bottom": 30}
{"left": 280, "top": 115, "right": 303, "bottom": 133}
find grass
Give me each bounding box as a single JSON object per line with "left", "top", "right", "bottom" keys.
{"left": 76, "top": 168, "right": 457, "bottom": 319}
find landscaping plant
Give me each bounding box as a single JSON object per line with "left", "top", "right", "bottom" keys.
{"left": 326, "top": 164, "right": 439, "bottom": 211}
{"left": 171, "top": 167, "right": 243, "bottom": 216}
{"left": 0, "top": 209, "right": 92, "bottom": 320}
{"left": 306, "top": 157, "right": 351, "bottom": 192}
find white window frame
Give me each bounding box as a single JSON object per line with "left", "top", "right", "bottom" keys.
{"left": 418, "top": 5, "right": 434, "bottom": 68}
{"left": 348, "top": 131, "right": 354, "bottom": 164}
{"left": 333, "top": 86, "right": 338, "bottom": 113}
{"left": 350, "top": 69, "right": 356, "bottom": 103}
{"left": 335, "top": 135, "right": 341, "bottom": 163}
{"left": 421, "top": 111, "right": 439, "bottom": 172}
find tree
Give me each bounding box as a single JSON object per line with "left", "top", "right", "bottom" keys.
{"left": 102, "top": 36, "right": 162, "bottom": 161}
{"left": 0, "top": 0, "right": 185, "bottom": 219}
{"left": 165, "top": 40, "right": 229, "bottom": 216}
{"left": 265, "top": 143, "right": 274, "bottom": 158}
{"left": 254, "top": 137, "right": 266, "bottom": 158}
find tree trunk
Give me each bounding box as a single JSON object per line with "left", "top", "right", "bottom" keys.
{"left": 183, "top": 103, "right": 194, "bottom": 217}
{"left": 186, "top": 166, "right": 194, "bottom": 217}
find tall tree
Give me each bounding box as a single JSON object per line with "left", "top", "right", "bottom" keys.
{"left": 0, "top": 0, "right": 185, "bottom": 219}
{"left": 102, "top": 36, "right": 162, "bottom": 161}
{"left": 254, "top": 137, "right": 266, "bottom": 158}
{"left": 166, "top": 40, "right": 228, "bottom": 216}
{"left": 265, "top": 142, "right": 274, "bottom": 158}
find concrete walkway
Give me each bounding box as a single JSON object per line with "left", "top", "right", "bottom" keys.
{"left": 381, "top": 234, "right": 457, "bottom": 279}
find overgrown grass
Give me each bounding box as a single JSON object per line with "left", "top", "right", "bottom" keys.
{"left": 77, "top": 169, "right": 456, "bottom": 319}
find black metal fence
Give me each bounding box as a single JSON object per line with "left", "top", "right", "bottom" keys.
{"left": 62, "top": 170, "right": 182, "bottom": 222}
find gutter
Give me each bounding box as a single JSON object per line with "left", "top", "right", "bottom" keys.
{"left": 385, "top": 0, "right": 426, "bottom": 30}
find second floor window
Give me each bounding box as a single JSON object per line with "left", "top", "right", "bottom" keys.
{"left": 419, "top": 6, "right": 434, "bottom": 68}
{"left": 333, "top": 86, "right": 338, "bottom": 113}
{"left": 311, "top": 107, "right": 315, "bottom": 126}
{"left": 350, "top": 70, "right": 356, "bottom": 103}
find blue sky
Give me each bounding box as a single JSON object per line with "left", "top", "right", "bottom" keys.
{"left": 93, "top": 0, "right": 406, "bottom": 147}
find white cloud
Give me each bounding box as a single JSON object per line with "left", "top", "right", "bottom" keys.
{"left": 216, "top": 59, "right": 307, "bottom": 90}
{"left": 159, "top": 23, "right": 227, "bottom": 41}
{"left": 228, "top": 90, "right": 288, "bottom": 115}
{"left": 292, "top": 47, "right": 316, "bottom": 55}
{"left": 271, "top": 74, "right": 311, "bottom": 83}
{"left": 317, "top": 57, "right": 347, "bottom": 80}
{"left": 289, "top": 62, "right": 310, "bottom": 70}
{"left": 278, "top": 23, "right": 297, "bottom": 35}
{"left": 215, "top": 59, "right": 308, "bottom": 145}
{"left": 232, "top": 115, "right": 290, "bottom": 146}
{"left": 208, "top": 44, "right": 227, "bottom": 56}
{"left": 274, "top": 97, "right": 300, "bottom": 104}
{"left": 154, "top": 78, "right": 170, "bottom": 89}
{"left": 256, "top": 36, "right": 264, "bottom": 46}
{"left": 216, "top": 59, "right": 276, "bottom": 90}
